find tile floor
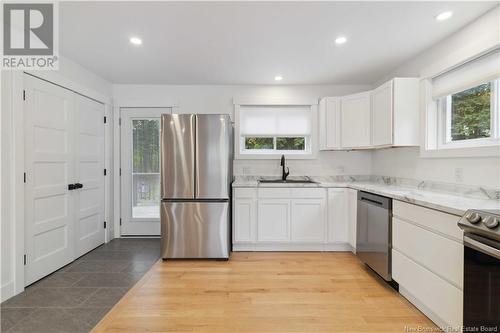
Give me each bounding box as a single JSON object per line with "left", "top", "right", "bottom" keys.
{"left": 1, "top": 238, "right": 160, "bottom": 333}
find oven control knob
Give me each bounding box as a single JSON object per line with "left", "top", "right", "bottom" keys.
{"left": 482, "top": 216, "right": 499, "bottom": 229}
{"left": 467, "top": 212, "right": 482, "bottom": 224}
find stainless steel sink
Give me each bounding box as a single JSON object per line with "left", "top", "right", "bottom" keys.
{"left": 258, "top": 178, "right": 317, "bottom": 184}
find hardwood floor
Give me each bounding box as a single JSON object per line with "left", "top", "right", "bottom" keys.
{"left": 92, "top": 252, "right": 437, "bottom": 333}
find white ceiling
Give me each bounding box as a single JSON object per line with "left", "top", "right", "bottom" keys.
{"left": 60, "top": 1, "right": 497, "bottom": 85}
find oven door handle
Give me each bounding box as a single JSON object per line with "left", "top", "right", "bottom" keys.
{"left": 464, "top": 235, "right": 500, "bottom": 259}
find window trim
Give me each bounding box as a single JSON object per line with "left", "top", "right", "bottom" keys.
{"left": 436, "top": 80, "right": 500, "bottom": 150}
{"left": 421, "top": 79, "right": 500, "bottom": 158}
{"left": 233, "top": 100, "right": 318, "bottom": 160}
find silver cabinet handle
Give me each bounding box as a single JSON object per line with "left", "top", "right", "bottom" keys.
{"left": 464, "top": 235, "right": 500, "bottom": 259}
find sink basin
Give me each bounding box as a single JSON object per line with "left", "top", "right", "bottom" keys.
{"left": 259, "top": 178, "right": 317, "bottom": 184}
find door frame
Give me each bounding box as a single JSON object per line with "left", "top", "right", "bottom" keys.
{"left": 9, "top": 71, "right": 112, "bottom": 297}
{"left": 119, "top": 108, "right": 171, "bottom": 236}
{"left": 112, "top": 99, "right": 179, "bottom": 239}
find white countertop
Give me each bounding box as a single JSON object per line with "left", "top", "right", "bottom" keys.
{"left": 232, "top": 176, "right": 500, "bottom": 216}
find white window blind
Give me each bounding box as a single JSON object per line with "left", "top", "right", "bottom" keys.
{"left": 239, "top": 105, "right": 312, "bottom": 136}
{"left": 432, "top": 49, "right": 500, "bottom": 99}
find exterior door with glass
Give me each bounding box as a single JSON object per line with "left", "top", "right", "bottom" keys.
{"left": 121, "top": 108, "right": 171, "bottom": 235}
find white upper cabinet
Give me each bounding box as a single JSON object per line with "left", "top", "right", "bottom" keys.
{"left": 372, "top": 78, "right": 420, "bottom": 147}
{"left": 340, "top": 91, "right": 371, "bottom": 148}
{"left": 319, "top": 97, "right": 340, "bottom": 150}
{"left": 319, "top": 77, "right": 419, "bottom": 150}
{"left": 371, "top": 80, "right": 393, "bottom": 146}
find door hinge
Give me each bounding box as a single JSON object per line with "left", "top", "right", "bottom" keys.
{"left": 119, "top": 168, "right": 122, "bottom": 176}
{"left": 23, "top": 90, "right": 26, "bottom": 101}
{"left": 119, "top": 118, "right": 122, "bottom": 126}
{"left": 23, "top": 254, "right": 27, "bottom": 265}
{"left": 104, "top": 221, "right": 107, "bottom": 229}
{"left": 104, "top": 168, "right": 107, "bottom": 176}
{"left": 104, "top": 116, "right": 107, "bottom": 124}
{"left": 24, "top": 172, "right": 26, "bottom": 183}
{"left": 119, "top": 218, "right": 122, "bottom": 226}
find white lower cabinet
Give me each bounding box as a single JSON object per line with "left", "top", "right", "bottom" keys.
{"left": 258, "top": 199, "right": 290, "bottom": 241}
{"left": 392, "top": 200, "right": 463, "bottom": 329}
{"left": 233, "top": 198, "right": 256, "bottom": 242}
{"left": 327, "top": 189, "right": 348, "bottom": 243}
{"left": 291, "top": 199, "right": 325, "bottom": 242}
{"left": 347, "top": 189, "right": 358, "bottom": 251}
{"left": 393, "top": 250, "right": 463, "bottom": 329}
{"left": 233, "top": 187, "right": 351, "bottom": 251}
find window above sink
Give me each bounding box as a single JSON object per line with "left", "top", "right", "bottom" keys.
{"left": 233, "top": 100, "right": 318, "bottom": 159}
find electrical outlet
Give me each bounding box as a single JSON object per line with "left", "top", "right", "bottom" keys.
{"left": 242, "top": 167, "right": 251, "bottom": 175}
{"left": 454, "top": 168, "right": 463, "bottom": 182}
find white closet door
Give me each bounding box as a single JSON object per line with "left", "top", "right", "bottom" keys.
{"left": 24, "top": 75, "right": 76, "bottom": 285}
{"left": 75, "top": 95, "right": 105, "bottom": 257}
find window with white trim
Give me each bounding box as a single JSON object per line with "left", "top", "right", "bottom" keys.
{"left": 431, "top": 49, "right": 500, "bottom": 150}
{"left": 238, "top": 105, "right": 312, "bottom": 155}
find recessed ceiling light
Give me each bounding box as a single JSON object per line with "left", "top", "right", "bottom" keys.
{"left": 335, "top": 36, "right": 347, "bottom": 45}
{"left": 274, "top": 75, "right": 283, "bottom": 81}
{"left": 436, "top": 11, "right": 453, "bottom": 21}
{"left": 129, "top": 37, "right": 142, "bottom": 45}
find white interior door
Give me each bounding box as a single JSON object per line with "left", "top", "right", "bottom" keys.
{"left": 24, "top": 75, "right": 76, "bottom": 285}
{"left": 120, "top": 108, "right": 171, "bottom": 236}
{"left": 75, "top": 95, "right": 105, "bottom": 257}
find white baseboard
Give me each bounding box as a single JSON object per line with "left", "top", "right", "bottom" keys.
{"left": 1, "top": 281, "right": 15, "bottom": 302}
{"left": 233, "top": 242, "right": 352, "bottom": 252}
{"left": 399, "top": 286, "right": 453, "bottom": 331}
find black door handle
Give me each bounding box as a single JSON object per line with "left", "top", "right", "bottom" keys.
{"left": 75, "top": 183, "right": 83, "bottom": 189}
{"left": 68, "top": 184, "right": 76, "bottom": 190}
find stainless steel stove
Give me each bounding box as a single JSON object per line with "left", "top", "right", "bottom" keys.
{"left": 457, "top": 209, "right": 500, "bottom": 331}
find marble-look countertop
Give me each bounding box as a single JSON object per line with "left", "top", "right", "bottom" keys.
{"left": 233, "top": 175, "right": 500, "bottom": 216}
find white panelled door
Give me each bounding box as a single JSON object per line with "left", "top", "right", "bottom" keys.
{"left": 24, "top": 75, "right": 105, "bottom": 285}
{"left": 24, "top": 75, "right": 76, "bottom": 285}
{"left": 120, "top": 108, "right": 171, "bottom": 236}
{"left": 75, "top": 95, "right": 105, "bottom": 257}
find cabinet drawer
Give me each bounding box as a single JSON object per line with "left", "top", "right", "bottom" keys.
{"left": 258, "top": 188, "right": 292, "bottom": 198}
{"left": 393, "top": 201, "right": 462, "bottom": 241}
{"left": 393, "top": 249, "right": 463, "bottom": 328}
{"left": 290, "top": 188, "right": 326, "bottom": 198}
{"left": 393, "top": 217, "right": 463, "bottom": 288}
{"left": 234, "top": 188, "right": 257, "bottom": 198}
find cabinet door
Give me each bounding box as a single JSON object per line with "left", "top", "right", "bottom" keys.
{"left": 258, "top": 199, "right": 289, "bottom": 241}
{"left": 347, "top": 189, "right": 358, "bottom": 250}
{"left": 291, "top": 199, "right": 326, "bottom": 242}
{"left": 233, "top": 198, "right": 256, "bottom": 242}
{"left": 372, "top": 80, "right": 393, "bottom": 146}
{"left": 340, "top": 92, "right": 371, "bottom": 148}
{"left": 327, "top": 189, "right": 348, "bottom": 243}
{"left": 319, "top": 97, "right": 340, "bottom": 150}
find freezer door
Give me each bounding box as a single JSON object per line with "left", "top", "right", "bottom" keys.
{"left": 195, "top": 114, "right": 232, "bottom": 199}
{"left": 161, "top": 114, "right": 195, "bottom": 199}
{"left": 161, "top": 201, "right": 230, "bottom": 259}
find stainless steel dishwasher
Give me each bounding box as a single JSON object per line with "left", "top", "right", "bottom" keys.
{"left": 356, "top": 191, "right": 393, "bottom": 281}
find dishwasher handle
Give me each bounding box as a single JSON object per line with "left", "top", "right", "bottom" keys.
{"left": 358, "top": 191, "right": 392, "bottom": 209}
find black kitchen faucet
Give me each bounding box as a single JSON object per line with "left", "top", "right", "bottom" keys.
{"left": 280, "top": 154, "right": 290, "bottom": 181}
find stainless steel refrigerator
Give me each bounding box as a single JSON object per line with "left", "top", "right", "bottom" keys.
{"left": 160, "top": 114, "right": 233, "bottom": 259}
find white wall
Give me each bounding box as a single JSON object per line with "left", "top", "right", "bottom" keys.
{"left": 0, "top": 57, "right": 113, "bottom": 302}
{"left": 113, "top": 84, "right": 374, "bottom": 177}
{"left": 372, "top": 6, "right": 500, "bottom": 189}
{"left": 372, "top": 147, "right": 500, "bottom": 189}
{"left": 1, "top": 71, "right": 15, "bottom": 301}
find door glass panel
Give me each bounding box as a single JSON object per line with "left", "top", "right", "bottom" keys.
{"left": 132, "top": 119, "right": 160, "bottom": 218}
